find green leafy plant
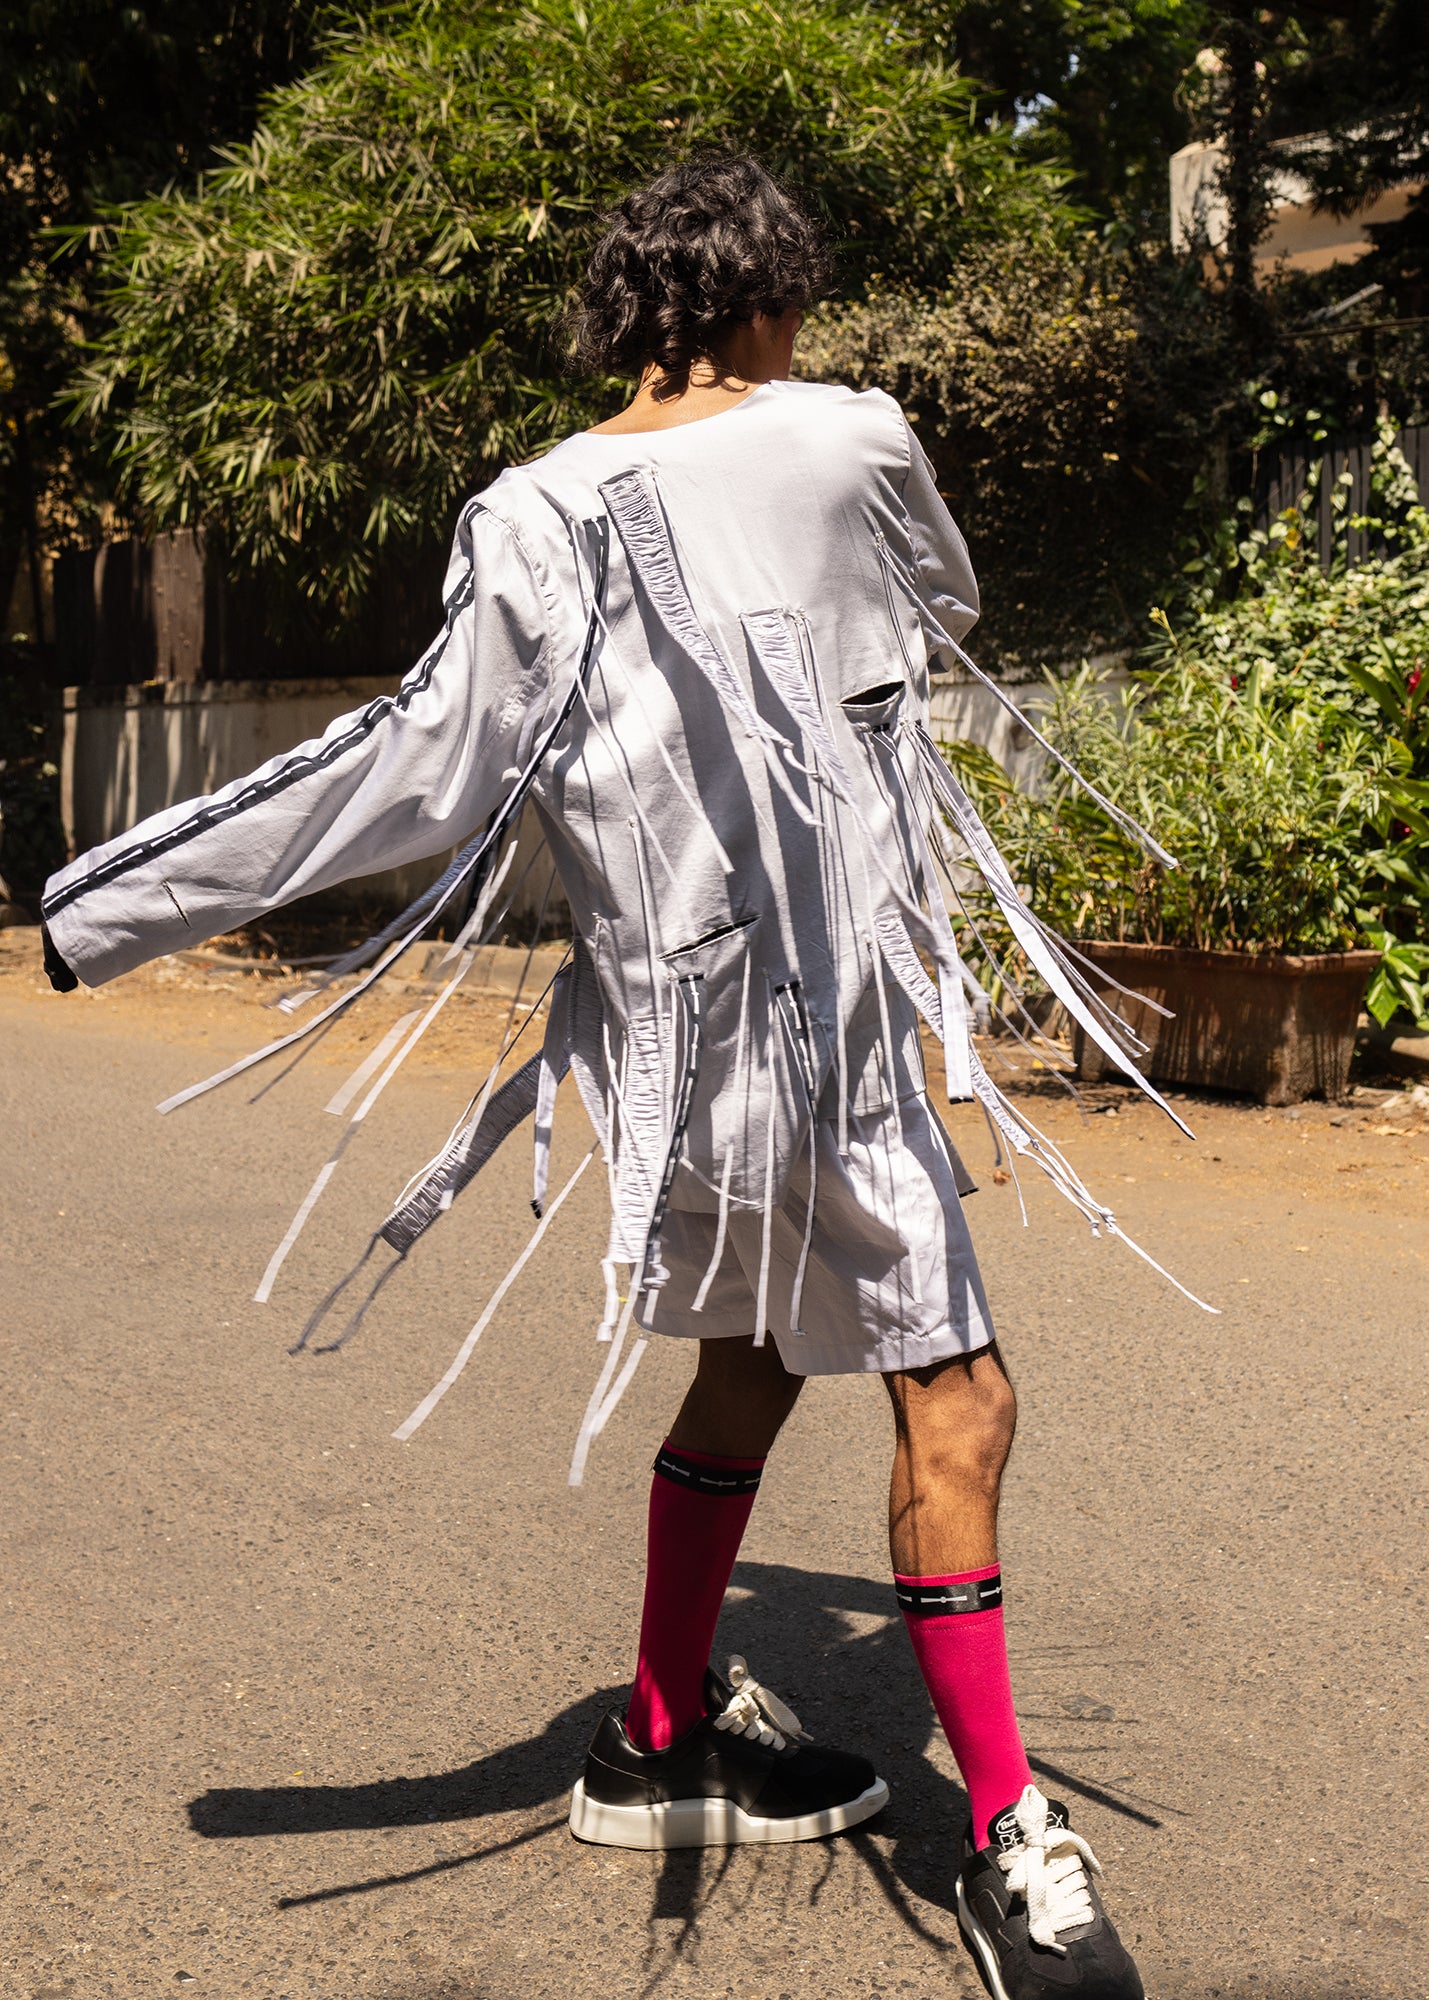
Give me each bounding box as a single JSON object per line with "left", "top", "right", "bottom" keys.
{"left": 950, "top": 654, "right": 1397, "bottom": 955}
{"left": 1158, "top": 419, "right": 1429, "bottom": 1018}
{"left": 0, "top": 0, "right": 318, "bottom": 631}
{"left": 1362, "top": 927, "right": 1429, "bottom": 1029}
{"left": 66, "top": 0, "right": 1076, "bottom": 616}
{"left": 945, "top": 425, "right": 1429, "bottom": 1028}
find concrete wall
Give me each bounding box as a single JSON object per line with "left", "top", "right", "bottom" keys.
{"left": 56, "top": 676, "right": 562, "bottom": 924}
{"left": 928, "top": 659, "right": 1132, "bottom": 792}
{"left": 1170, "top": 135, "right": 1424, "bottom": 278}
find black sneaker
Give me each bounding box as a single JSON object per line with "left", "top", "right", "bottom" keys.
{"left": 956, "top": 1785, "right": 1145, "bottom": 1999}
{"left": 568, "top": 1655, "right": 889, "bottom": 1849}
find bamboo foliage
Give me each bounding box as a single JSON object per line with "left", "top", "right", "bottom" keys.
{"left": 66, "top": 0, "right": 1075, "bottom": 610}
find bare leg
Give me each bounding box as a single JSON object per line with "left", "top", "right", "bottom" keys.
{"left": 883, "top": 1345, "right": 1017, "bottom": 1576}
{"left": 883, "top": 1343, "right": 1031, "bottom": 1850}
{"left": 667, "top": 1333, "right": 805, "bottom": 1458}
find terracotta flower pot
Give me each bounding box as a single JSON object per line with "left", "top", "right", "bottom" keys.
{"left": 1069, "top": 940, "right": 1381, "bottom": 1106}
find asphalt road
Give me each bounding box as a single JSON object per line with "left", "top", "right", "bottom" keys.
{"left": 2, "top": 957, "right": 1425, "bottom": 2000}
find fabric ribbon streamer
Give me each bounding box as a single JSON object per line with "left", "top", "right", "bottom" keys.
{"left": 392, "top": 1146, "right": 598, "bottom": 1444}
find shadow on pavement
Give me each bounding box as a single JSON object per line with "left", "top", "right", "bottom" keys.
{"left": 188, "top": 1685, "right": 619, "bottom": 1837}
{"left": 185, "top": 1560, "right": 1173, "bottom": 1951}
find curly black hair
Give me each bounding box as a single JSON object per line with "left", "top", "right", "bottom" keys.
{"left": 572, "top": 153, "right": 830, "bottom": 381}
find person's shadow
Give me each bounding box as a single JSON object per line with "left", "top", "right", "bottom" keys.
{"left": 187, "top": 1559, "right": 1163, "bottom": 1942}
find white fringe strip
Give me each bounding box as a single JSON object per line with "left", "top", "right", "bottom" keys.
{"left": 753, "top": 1001, "right": 778, "bottom": 1348}
{"left": 915, "top": 732, "right": 1195, "bottom": 1142}
{"left": 251, "top": 969, "right": 473, "bottom": 1306}
{"left": 965, "top": 1044, "right": 1219, "bottom": 1312}
{"left": 253, "top": 1158, "right": 342, "bottom": 1306}
{"left": 323, "top": 1009, "right": 425, "bottom": 1117}
{"left": 692, "top": 1144, "right": 736, "bottom": 1315}
{"left": 391, "top": 1145, "right": 597, "bottom": 1444}
{"left": 876, "top": 531, "right": 1179, "bottom": 871}
{"left": 568, "top": 1286, "right": 648, "bottom": 1489}
{"left": 440, "top": 834, "right": 519, "bottom": 964}
{"left": 352, "top": 950, "right": 475, "bottom": 1121}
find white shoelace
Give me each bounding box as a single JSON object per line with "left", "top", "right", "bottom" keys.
{"left": 710, "top": 1656, "right": 809, "bottom": 1751}
{"left": 996, "top": 1784, "right": 1104, "bottom": 1953}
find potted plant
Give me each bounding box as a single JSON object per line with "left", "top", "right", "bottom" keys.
{"left": 943, "top": 442, "right": 1429, "bottom": 1102}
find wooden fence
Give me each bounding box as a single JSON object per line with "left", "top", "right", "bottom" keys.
{"left": 51, "top": 427, "right": 1429, "bottom": 689}
{"left": 1259, "top": 424, "right": 1429, "bottom": 568}
{"left": 51, "top": 529, "right": 444, "bottom": 688}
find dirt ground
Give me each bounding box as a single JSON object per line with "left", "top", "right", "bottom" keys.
{"left": 2, "top": 923, "right": 1426, "bottom": 2000}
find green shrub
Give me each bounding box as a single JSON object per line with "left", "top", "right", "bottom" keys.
{"left": 67, "top": 0, "right": 1074, "bottom": 614}
{"left": 795, "top": 240, "right": 1235, "bottom": 665}
{"left": 944, "top": 426, "right": 1429, "bottom": 1026}
{"left": 948, "top": 655, "right": 1396, "bottom": 957}
{"left": 1162, "top": 421, "right": 1429, "bottom": 1015}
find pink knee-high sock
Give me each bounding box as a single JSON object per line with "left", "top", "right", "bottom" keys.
{"left": 625, "top": 1440, "right": 765, "bottom": 1752}
{"left": 897, "top": 1564, "right": 1033, "bottom": 1849}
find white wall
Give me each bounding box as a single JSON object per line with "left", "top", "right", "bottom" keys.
{"left": 58, "top": 677, "right": 512, "bottom": 920}
{"left": 1170, "top": 135, "right": 1424, "bottom": 277}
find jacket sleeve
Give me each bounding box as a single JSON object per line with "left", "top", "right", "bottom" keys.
{"left": 41, "top": 505, "right": 555, "bottom": 988}
{"left": 898, "top": 418, "right": 979, "bottom": 656}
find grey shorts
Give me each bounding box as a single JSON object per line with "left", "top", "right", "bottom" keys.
{"left": 636, "top": 1092, "right": 996, "bottom": 1376}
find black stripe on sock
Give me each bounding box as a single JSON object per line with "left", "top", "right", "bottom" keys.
{"left": 895, "top": 1573, "right": 1003, "bottom": 1617}
{"left": 653, "top": 1444, "right": 763, "bottom": 1497}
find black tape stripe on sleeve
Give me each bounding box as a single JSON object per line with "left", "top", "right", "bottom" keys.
{"left": 895, "top": 1574, "right": 1003, "bottom": 1617}
{"left": 653, "top": 1445, "right": 763, "bottom": 1497}
{"left": 43, "top": 531, "right": 483, "bottom": 922}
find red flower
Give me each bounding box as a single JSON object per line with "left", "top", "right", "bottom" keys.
{"left": 1408, "top": 665, "right": 1423, "bottom": 695}
{"left": 1230, "top": 673, "right": 1240, "bottom": 690}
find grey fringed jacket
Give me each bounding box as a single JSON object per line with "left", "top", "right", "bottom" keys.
{"left": 43, "top": 380, "right": 1185, "bottom": 1306}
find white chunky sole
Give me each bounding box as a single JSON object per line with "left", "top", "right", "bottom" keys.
{"left": 568, "top": 1774, "right": 889, "bottom": 1849}
{"left": 956, "top": 1876, "right": 1014, "bottom": 2000}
